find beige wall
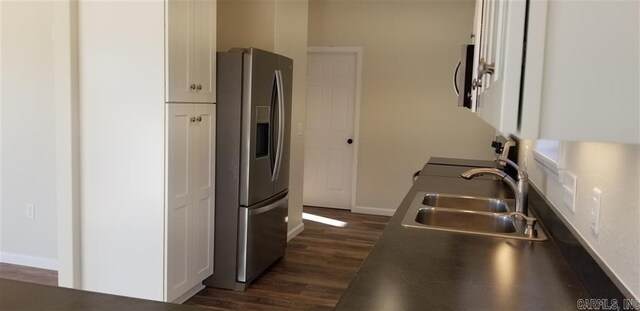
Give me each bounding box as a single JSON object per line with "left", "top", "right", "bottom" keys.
{"left": 519, "top": 140, "right": 640, "bottom": 299}
{"left": 308, "top": 0, "right": 496, "bottom": 212}
{"left": 274, "top": 1, "right": 308, "bottom": 236}
{"left": 217, "top": 0, "right": 275, "bottom": 52}
{"left": 217, "top": 0, "right": 308, "bottom": 236}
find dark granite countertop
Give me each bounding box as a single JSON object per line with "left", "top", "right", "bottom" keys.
{"left": 336, "top": 158, "right": 589, "bottom": 310}
{"left": 427, "top": 157, "right": 496, "bottom": 168}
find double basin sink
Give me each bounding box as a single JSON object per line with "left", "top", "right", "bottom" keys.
{"left": 401, "top": 192, "right": 547, "bottom": 241}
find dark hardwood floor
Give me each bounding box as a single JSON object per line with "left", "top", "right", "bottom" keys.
{"left": 0, "top": 206, "right": 389, "bottom": 310}
{"left": 185, "top": 206, "right": 390, "bottom": 311}
{"left": 0, "top": 262, "right": 57, "bottom": 286}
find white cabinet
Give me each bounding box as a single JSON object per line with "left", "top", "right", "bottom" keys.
{"left": 77, "top": 0, "right": 217, "bottom": 303}
{"left": 166, "top": 104, "right": 215, "bottom": 302}
{"left": 166, "top": 0, "right": 217, "bottom": 103}
{"left": 471, "top": 0, "right": 526, "bottom": 134}
{"left": 470, "top": 0, "right": 639, "bottom": 144}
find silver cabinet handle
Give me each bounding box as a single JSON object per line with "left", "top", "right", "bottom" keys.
{"left": 190, "top": 116, "right": 197, "bottom": 123}
{"left": 472, "top": 78, "right": 482, "bottom": 90}
{"left": 478, "top": 58, "right": 495, "bottom": 77}
{"left": 196, "top": 116, "right": 202, "bottom": 122}
{"left": 190, "top": 84, "right": 196, "bottom": 90}
{"left": 196, "top": 84, "right": 202, "bottom": 91}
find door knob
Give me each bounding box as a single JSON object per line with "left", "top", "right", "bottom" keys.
{"left": 347, "top": 138, "right": 353, "bottom": 144}
{"left": 196, "top": 116, "right": 202, "bottom": 122}
{"left": 190, "top": 117, "right": 197, "bottom": 123}
{"left": 190, "top": 84, "right": 196, "bottom": 90}
{"left": 196, "top": 84, "right": 202, "bottom": 90}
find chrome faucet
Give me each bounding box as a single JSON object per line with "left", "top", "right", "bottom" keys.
{"left": 461, "top": 157, "right": 529, "bottom": 215}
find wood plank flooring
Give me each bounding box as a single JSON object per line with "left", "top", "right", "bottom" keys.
{"left": 0, "top": 206, "right": 389, "bottom": 310}
{"left": 185, "top": 206, "right": 390, "bottom": 311}
{"left": 0, "top": 262, "right": 57, "bottom": 286}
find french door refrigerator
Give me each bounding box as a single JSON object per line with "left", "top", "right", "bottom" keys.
{"left": 204, "top": 48, "right": 292, "bottom": 290}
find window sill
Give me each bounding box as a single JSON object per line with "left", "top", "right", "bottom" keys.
{"left": 532, "top": 149, "right": 560, "bottom": 178}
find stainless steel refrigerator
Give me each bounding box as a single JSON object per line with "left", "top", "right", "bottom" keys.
{"left": 204, "top": 48, "right": 292, "bottom": 291}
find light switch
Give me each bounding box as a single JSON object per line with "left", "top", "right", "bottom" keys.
{"left": 561, "top": 171, "right": 577, "bottom": 213}
{"left": 25, "top": 204, "right": 35, "bottom": 219}
{"left": 591, "top": 188, "right": 602, "bottom": 236}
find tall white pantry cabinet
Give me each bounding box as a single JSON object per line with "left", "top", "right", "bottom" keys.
{"left": 78, "top": 0, "right": 217, "bottom": 302}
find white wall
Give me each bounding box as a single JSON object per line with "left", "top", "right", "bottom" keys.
{"left": 0, "top": 0, "right": 3, "bottom": 265}
{"left": 308, "top": 0, "right": 496, "bottom": 213}
{"left": 0, "top": 0, "right": 59, "bottom": 270}
{"left": 519, "top": 140, "right": 640, "bottom": 300}
{"left": 51, "top": 0, "right": 81, "bottom": 288}
{"left": 77, "top": 0, "right": 165, "bottom": 300}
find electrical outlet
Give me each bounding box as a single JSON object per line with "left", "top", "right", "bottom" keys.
{"left": 523, "top": 145, "right": 530, "bottom": 170}
{"left": 297, "top": 123, "right": 304, "bottom": 136}
{"left": 25, "top": 204, "right": 35, "bottom": 219}
{"left": 561, "top": 171, "right": 577, "bottom": 213}
{"left": 591, "top": 188, "right": 602, "bottom": 236}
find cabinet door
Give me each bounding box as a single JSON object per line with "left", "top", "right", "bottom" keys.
{"left": 166, "top": 104, "right": 195, "bottom": 301}
{"left": 474, "top": 0, "right": 526, "bottom": 133}
{"left": 191, "top": 104, "right": 216, "bottom": 283}
{"left": 469, "top": 0, "right": 484, "bottom": 111}
{"left": 166, "top": 0, "right": 194, "bottom": 103}
{"left": 191, "top": 0, "right": 216, "bottom": 103}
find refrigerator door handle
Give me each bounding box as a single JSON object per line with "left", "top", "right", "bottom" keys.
{"left": 237, "top": 192, "right": 289, "bottom": 283}
{"left": 271, "top": 70, "right": 285, "bottom": 182}
{"left": 276, "top": 70, "right": 285, "bottom": 179}
{"left": 453, "top": 60, "right": 461, "bottom": 97}
{"left": 249, "top": 192, "right": 288, "bottom": 216}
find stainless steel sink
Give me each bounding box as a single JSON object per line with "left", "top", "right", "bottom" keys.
{"left": 402, "top": 192, "right": 547, "bottom": 241}
{"left": 414, "top": 208, "right": 517, "bottom": 234}
{"left": 421, "top": 193, "right": 510, "bottom": 213}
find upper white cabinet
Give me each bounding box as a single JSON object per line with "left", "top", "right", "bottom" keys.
{"left": 470, "top": 0, "right": 639, "bottom": 144}
{"left": 166, "top": 0, "right": 217, "bottom": 103}
{"left": 472, "top": 0, "right": 526, "bottom": 134}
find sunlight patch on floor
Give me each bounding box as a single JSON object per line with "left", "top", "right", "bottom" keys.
{"left": 302, "top": 212, "right": 348, "bottom": 228}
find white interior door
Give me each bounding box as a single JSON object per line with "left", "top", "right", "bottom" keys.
{"left": 304, "top": 51, "right": 358, "bottom": 210}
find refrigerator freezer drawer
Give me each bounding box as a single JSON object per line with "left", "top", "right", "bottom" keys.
{"left": 237, "top": 192, "right": 288, "bottom": 283}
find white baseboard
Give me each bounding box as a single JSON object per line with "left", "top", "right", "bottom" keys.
{"left": 172, "top": 283, "right": 204, "bottom": 304}
{"left": 287, "top": 222, "right": 305, "bottom": 242}
{"left": 0, "top": 252, "right": 58, "bottom": 270}
{"left": 352, "top": 205, "right": 396, "bottom": 217}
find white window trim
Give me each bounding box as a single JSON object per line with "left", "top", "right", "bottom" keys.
{"left": 532, "top": 140, "right": 562, "bottom": 178}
